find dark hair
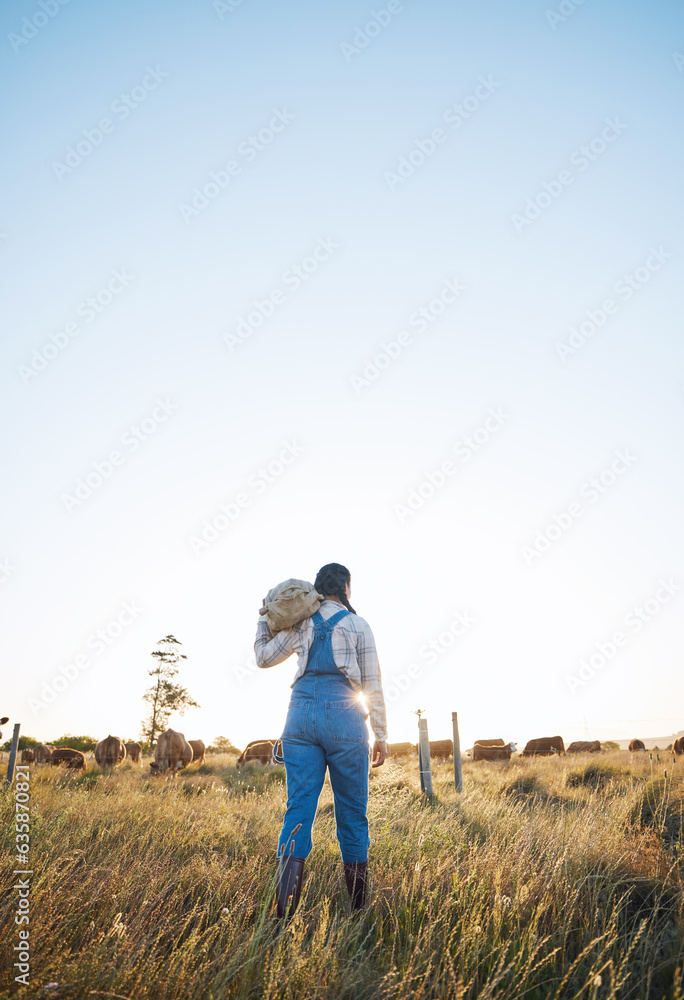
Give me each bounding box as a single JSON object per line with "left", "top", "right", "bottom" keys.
{"left": 314, "top": 563, "right": 356, "bottom": 614}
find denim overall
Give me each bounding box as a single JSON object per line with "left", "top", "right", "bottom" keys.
{"left": 277, "top": 608, "right": 371, "bottom": 863}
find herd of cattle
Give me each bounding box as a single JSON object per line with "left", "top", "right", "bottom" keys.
{"left": 18, "top": 730, "right": 207, "bottom": 774}
{"left": 386, "top": 736, "right": 684, "bottom": 761}
{"left": 13, "top": 725, "right": 684, "bottom": 774}
{"left": 463, "top": 736, "right": 684, "bottom": 759}
{"left": 225, "top": 735, "right": 684, "bottom": 766}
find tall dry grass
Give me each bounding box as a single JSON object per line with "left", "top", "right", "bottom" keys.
{"left": 1, "top": 751, "right": 683, "bottom": 999}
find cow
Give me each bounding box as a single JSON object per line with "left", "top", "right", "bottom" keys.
{"left": 149, "top": 729, "right": 193, "bottom": 775}
{"left": 629, "top": 739, "right": 646, "bottom": 752}
{"left": 471, "top": 741, "right": 517, "bottom": 761}
{"left": 429, "top": 739, "right": 454, "bottom": 760}
{"left": 21, "top": 749, "right": 35, "bottom": 763}
{"left": 521, "top": 736, "right": 565, "bottom": 757}
{"left": 567, "top": 740, "right": 601, "bottom": 753}
{"left": 51, "top": 747, "right": 86, "bottom": 769}
{"left": 236, "top": 740, "right": 275, "bottom": 767}
{"left": 469, "top": 738, "right": 505, "bottom": 760}
{"left": 95, "top": 736, "right": 127, "bottom": 767}
{"left": 34, "top": 744, "right": 53, "bottom": 764}
{"left": 672, "top": 737, "right": 684, "bottom": 755}
{"left": 125, "top": 741, "right": 142, "bottom": 763}
{"left": 188, "top": 740, "right": 206, "bottom": 765}
{"left": 387, "top": 742, "right": 416, "bottom": 756}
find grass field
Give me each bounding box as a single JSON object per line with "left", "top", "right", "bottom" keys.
{"left": 2, "top": 750, "right": 683, "bottom": 1000}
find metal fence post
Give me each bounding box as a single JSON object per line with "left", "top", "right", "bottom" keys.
{"left": 418, "top": 717, "right": 433, "bottom": 797}
{"left": 452, "top": 711, "right": 463, "bottom": 793}
{"left": 6, "top": 723, "right": 21, "bottom": 784}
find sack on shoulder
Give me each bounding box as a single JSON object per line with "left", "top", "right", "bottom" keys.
{"left": 259, "top": 578, "right": 323, "bottom": 634}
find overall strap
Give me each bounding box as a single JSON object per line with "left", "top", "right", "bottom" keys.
{"left": 312, "top": 608, "right": 350, "bottom": 638}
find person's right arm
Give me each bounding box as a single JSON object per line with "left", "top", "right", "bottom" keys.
{"left": 254, "top": 618, "right": 298, "bottom": 668}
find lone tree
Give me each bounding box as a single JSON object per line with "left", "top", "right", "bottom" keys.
{"left": 51, "top": 735, "right": 98, "bottom": 753}
{"left": 141, "top": 635, "right": 199, "bottom": 747}
{"left": 207, "top": 736, "right": 240, "bottom": 755}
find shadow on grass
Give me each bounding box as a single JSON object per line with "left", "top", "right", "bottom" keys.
{"left": 504, "top": 774, "right": 580, "bottom": 811}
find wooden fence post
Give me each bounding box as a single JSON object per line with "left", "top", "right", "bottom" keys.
{"left": 418, "top": 717, "right": 433, "bottom": 797}
{"left": 6, "top": 723, "right": 21, "bottom": 784}
{"left": 452, "top": 712, "right": 463, "bottom": 793}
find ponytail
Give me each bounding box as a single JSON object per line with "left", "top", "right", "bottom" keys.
{"left": 314, "top": 563, "right": 356, "bottom": 615}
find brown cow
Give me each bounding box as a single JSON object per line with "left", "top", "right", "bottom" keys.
{"left": 471, "top": 741, "right": 517, "bottom": 761}
{"left": 629, "top": 739, "right": 646, "bottom": 752}
{"left": 51, "top": 747, "right": 86, "bottom": 769}
{"left": 521, "top": 736, "right": 565, "bottom": 757}
{"left": 429, "top": 739, "right": 454, "bottom": 760}
{"left": 34, "top": 744, "right": 53, "bottom": 764}
{"left": 236, "top": 740, "right": 275, "bottom": 767}
{"left": 567, "top": 740, "right": 601, "bottom": 753}
{"left": 188, "top": 740, "right": 206, "bottom": 765}
{"left": 673, "top": 737, "right": 684, "bottom": 755}
{"left": 125, "top": 741, "right": 141, "bottom": 763}
{"left": 149, "top": 729, "right": 193, "bottom": 775}
{"left": 95, "top": 736, "right": 127, "bottom": 767}
{"left": 387, "top": 742, "right": 416, "bottom": 756}
{"left": 21, "top": 749, "right": 35, "bottom": 763}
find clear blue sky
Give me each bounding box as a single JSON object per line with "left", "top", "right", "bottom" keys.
{"left": 2, "top": 0, "right": 683, "bottom": 752}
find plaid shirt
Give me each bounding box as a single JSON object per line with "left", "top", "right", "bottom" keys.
{"left": 254, "top": 600, "right": 388, "bottom": 742}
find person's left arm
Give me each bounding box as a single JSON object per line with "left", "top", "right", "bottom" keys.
{"left": 354, "top": 620, "right": 388, "bottom": 765}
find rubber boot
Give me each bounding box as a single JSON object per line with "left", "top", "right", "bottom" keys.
{"left": 343, "top": 861, "right": 368, "bottom": 912}
{"left": 276, "top": 854, "right": 305, "bottom": 922}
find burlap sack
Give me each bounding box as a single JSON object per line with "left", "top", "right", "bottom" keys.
{"left": 259, "top": 578, "right": 323, "bottom": 634}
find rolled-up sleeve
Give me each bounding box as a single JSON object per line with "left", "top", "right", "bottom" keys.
{"left": 355, "top": 623, "right": 388, "bottom": 743}
{"left": 254, "top": 619, "right": 296, "bottom": 667}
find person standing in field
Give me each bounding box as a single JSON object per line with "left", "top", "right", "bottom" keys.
{"left": 254, "top": 562, "right": 388, "bottom": 919}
